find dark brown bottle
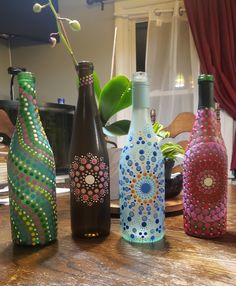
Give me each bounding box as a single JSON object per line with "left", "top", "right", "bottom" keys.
{"left": 69, "top": 61, "right": 110, "bottom": 238}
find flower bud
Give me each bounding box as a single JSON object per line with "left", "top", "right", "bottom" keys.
{"left": 33, "top": 3, "right": 43, "bottom": 13}
{"left": 69, "top": 20, "right": 81, "bottom": 31}
{"left": 49, "top": 37, "right": 57, "bottom": 48}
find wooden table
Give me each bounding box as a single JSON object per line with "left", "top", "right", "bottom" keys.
{"left": 0, "top": 186, "right": 236, "bottom": 286}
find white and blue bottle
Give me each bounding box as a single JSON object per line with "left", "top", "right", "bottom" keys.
{"left": 119, "top": 72, "right": 165, "bottom": 243}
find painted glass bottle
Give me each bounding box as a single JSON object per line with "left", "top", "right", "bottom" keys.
{"left": 69, "top": 61, "right": 110, "bottom": 238}
{"left": 119, "top": 72, "right": 165, "bottom": 243}
{"left": 7, "top": 71, "right": 57, "bottom": 246}
{"left": 183, "top": 74, "right": 228, "bottom": 238}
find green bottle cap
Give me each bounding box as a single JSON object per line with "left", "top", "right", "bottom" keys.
{"left": 198, "top": 74, "right": 215, "bottom": 108}
{"left": 198, "top": 74, "right": 214, "bottom": 82}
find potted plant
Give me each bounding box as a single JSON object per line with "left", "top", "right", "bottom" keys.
{"left": 33, "top": 1, "right": 183, "bottom": 199}
{"left": 94, "top": 75, "right": 132, "bottom": 200}
{"left": 33, "top": 1, "right": 132, "bottom": 200}
{"left": 33, "top": 1, "right": 132, "bottom": 140}
{"left": 94, "top": 75, "right": 132, "bottom": 143}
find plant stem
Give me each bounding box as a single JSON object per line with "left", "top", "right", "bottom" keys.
{"left": 58, "top": 20, "right": 78, "bottom": 66}
{"left": 57, "top": 17, "right": 71, "bottom": 22}
{"left": 104, "top": 137, "right": 118, "bottom": 148}
{"left": 48, "top": 0, "right": 78, "bottom": 67}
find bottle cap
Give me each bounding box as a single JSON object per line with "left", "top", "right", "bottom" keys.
{"left": 198, "top": 74, "right": 214, "bottom": 82}
{"left": 198, "top": 74, "right": 215, "bottom": 109}
{"left": 77, "top": 61, "right": 94, "bottom": 70}
{"left": 132, "top": 72, "right": 149, "bottom": 85}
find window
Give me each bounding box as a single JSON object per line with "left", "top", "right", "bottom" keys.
{"left": 114, "top": 0, "right": 199, "bottom": 146}
{"left": 136, "top": 22, "right": 148, "bottom": 72}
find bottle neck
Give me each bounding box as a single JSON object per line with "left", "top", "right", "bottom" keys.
{"left": 130, "top": 108, "right": 152, "bottom": 131}
{"left": 71, "top": 63, "right": 107, "bottom": 156}
{"left": 76, "top": 62, "right": 94, "bottom": 92}
{"left": 189, "top": 107, "right": 224, "bottom": 145}
{"left": 78, "top": 70, "right": 94, "bottom": 94}
{"left": 76, "top": 69, "right": 99, "bottom": 118}
{"left": 198, "top": 81, "right": 215, "bottom": 109}
{"left": 16, "top": 79, "right": 43, "bottom": 137}
{"left": 132, "top": 81, "right": 150, "bottom": 109}
{"left": 130, "top": 82, "right": 152, "bottom": 131}
{"left": 188, "top": 76, "right": 225, "bottom": 146}
{"left": 18, "top": 79, "right": 38, "bottom": 114}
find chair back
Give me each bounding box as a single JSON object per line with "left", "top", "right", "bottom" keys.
{"left": 164, "top": 112, "right": 195, "bottom": 173}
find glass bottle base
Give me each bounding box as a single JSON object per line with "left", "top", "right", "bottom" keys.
{"left": 72, "top": 230, "right": 110, "bottom": 239}
{"left": 13, "top": 238, "right": 57, "bottom": 247}
{"left": 122, "top": 232, "right": 164, "bottom": 244}
{"left": 184, "top": 229, "right": 226, "bottom": 239}
{"left": 183, "top": 215, "right": 227, "bottom": 239}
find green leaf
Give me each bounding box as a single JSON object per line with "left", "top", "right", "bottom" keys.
{"left": 153, "top": 122, "right": 163, "bottom": 133}
{"left": 103, "top": 120, "right": 131, "bottom": 137}
{"left": 153, "top": 122, "right": 170, "bottom": 139}
{"left": 99, "top": 76, "right": 132, "bottom": 125}
{"left": 160, "top": 142, "right": 185, "bottom": 160}
{"left": 112, "top": 81, "right": 132, "bottom": 115}
{"left": 93, "top": 71, "right": 101, "bottom": 103}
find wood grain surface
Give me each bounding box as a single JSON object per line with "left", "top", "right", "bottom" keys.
{"left": 0, "top": 186, "right": 236, "bottom": 286}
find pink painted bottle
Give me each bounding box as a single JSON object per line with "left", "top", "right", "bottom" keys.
{"left": 183, "top": 74, "right": 228, "bottom": 238}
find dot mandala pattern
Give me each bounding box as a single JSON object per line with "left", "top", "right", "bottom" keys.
{"left": 70, "top": 153, "right": 109, "bottom": 206}
{"left": 119, "top": 124, "right": 165, "bottom": 243}
{"left": 183, "top": 108, "right": 227, "bottom": 238}
{"left": 197, "top": 170, "right": 216, "bottom": 195}
{"left": 8, "top": 78, "right": 57, "bottom": 246}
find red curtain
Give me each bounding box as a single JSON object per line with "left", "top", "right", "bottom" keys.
{"left": 184, "top": 0, "right": 236, "bottom": 170}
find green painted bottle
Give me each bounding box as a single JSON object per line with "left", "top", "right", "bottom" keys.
{"left": 7, "top": 71, "right": 57, "bottom": 246}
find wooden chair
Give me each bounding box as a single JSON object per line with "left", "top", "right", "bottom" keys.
{"left": 164, "top": 112, "right": 195, "bottom": 173}
{"left": 0, "top": 109, "right": 14, "bottom": 140}
{"left": 0, "top": 109, "right": 14, "bottom": 162}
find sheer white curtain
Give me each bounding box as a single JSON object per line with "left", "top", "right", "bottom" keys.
{"left": 115, "top": 0, "right": 199, "bottom": 147}
{"left": 146, "top": 1, "right": 199, "bottom": 128}
{"left": 114, "top": 1, "right": 233, "bottom": 174}
{"left": 146, "top": 1, "right": 233, "bottom": 176}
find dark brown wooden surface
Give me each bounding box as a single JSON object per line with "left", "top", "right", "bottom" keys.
{"left": 0, "top": 186, "right": 236, "bottom": 286}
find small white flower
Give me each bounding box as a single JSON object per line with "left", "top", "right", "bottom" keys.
{"left": 33, "top": 3, "right": 43, "bottom": 13}
{"left": 49, "top": 37, "right": 57, "bottom": 48}
{"left": 69, "top": 20, "right": 81, "bottom": 31}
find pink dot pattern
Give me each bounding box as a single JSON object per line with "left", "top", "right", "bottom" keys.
{"left": 70, "top": 153, "right": 109, "bottom": 206}
{"left": 79, "top": 74, "right": 93, "bottom": 87}
{"left": 183, "top": 108, "right": 228, "bottom": 238}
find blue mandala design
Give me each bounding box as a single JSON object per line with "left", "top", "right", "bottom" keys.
{"left": 119, "top": 124, "right": 165, "bottom": 243}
